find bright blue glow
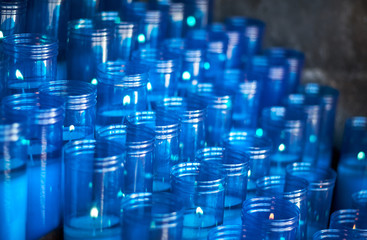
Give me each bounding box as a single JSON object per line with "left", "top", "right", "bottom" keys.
{"left": 91, "top": 78, "right": 98, "bottom": 85}
{"left": 309, "top": 135, "right": 317, "bottom": 143}
{"left": 187, "top": 16, "right": 196, "bottom": 27}
{"left": 182, "top": 71, "right": 191, "bottom": 80}
{"left": 138, "top": 34, "right": 146, "bottom": 43}
{"left": 357, "top": 151, "right": 365, "bottom": 160}
{"left": 147, "top": 82, "right": 152, "bottom": 91}
{"left": 256, "top": 128, "right": 263, "bottom": 137}
{"left": 16, "top": 69, "right": 24, "bottom": 80}
{"left": 204, "top": 62, "right": 210, "bottom": 70}
{"left": 123, "top": 95, "right": 131, "bottom": 105}
{"left": 0, "top": 31, "right": 3, "bottom": 39}
{"left": 196, "top": 206, "right": 204, "bottom": 215}
{"left": 278, "top": 144, "right": 286, "bottom": 152}
{"left": 90, "top": 207, "right": 99, "bottom": 218}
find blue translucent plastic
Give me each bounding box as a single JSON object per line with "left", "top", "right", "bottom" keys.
{"left": 121, "top": 192, "right": 184, "bottom": 240}
{"left": 2, "top": 33, "right": 58, "bottom": 94}
{"left": 153, "top": 97, "right": 206, "bottom": 162}
{"left": 2, "top": 93, "right": 64, "bottom": 240}
{"left": 284, "top": 93, "right": 322, "bottom": 165}
{"left": 191, "top": 83, "right": 234, "bottom": 146}
{"left": 39, "top": 80, "right": 97, "bottom": 143}
{"left": 334, "top": 117, "right": 367, "bottom": 210}
{"left": 126, "top": 111, "right": 180, "bottom": 192}
{"left": 313, "top": 229, "right": 365, "bottom": 240}
{"left": 207, "top": 225, "right": 242, "bottom": 240}
{"left": 265, "top": 48, "right": 305, "bottom": 94}
{"left": 196, "top": 147, "right": 249, "bottom": 224}
{"left": 330, "top": 209, "right": 367, "bottom": 238}
{"left": 182, "top": 0, "right": 209, "bottom": 34}
{"left": 352, "top": 190, "right": 367, "bottom": 210}
{"left": 0, "top": 0, "right": 27, "bottom": 37}
{"left": 132, "top": 49, "right": 180, "bottom": 102}
{"left": 186, "top": 29, "right": 208, "bottom": 49}
{"left": 64, "top": 140, "right": 125, "bottom": 240}
{"left": 256, "top": 176, "right": 309, "bottom": 240}
{"left": 69, "top": 0, "right": 100, "bottom": 20}
{"left": 225, "top": 30, "right": 244, "bottom": 68}
{"left": 124, "top": 1, "right": 147, "bottom": 22}
{"left": 300, "top": 83, "right": 339, "bottom": 168}
{"left": 241, "top": 197, "right": 300, "bottom": 240}
{"left": 115, "top": 22, "right": 137, "bottom": 61}
{"left": 261, "top": 106, "right": 306, "bottom": 175}
{"left": 136, "top": 10, "right": 164, "bottom": 49}
{"left": 204, "top": 40, "right": 227, "bottom": 84}
{"left": 96, "top": 61, "right": 149, "bottom": 129}
{"left": 286, "top": 162, "right": 337, "bottom": 238}
{"left": 167, "top": 3, "right": 184, "bottom": 38}
{"left": 224, "top": 132, "right": 272, "bottom": 198}
{"left": 0, "top": 123, "right": 27, "bottom": 240}
{"left": 171, "top": 162, "right": 226, "bottom": 239}
{"left": 67, "top": 19, "right": 113, "bottom": 83}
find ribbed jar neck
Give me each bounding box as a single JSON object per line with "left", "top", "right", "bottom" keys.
{"left": 262, "top": 106, "right": 306, "bottom": 129}
{"left": 0, "top": 122, "right": 22, "bottom": 142}
{"left": 207, "top": 225, "right": 242, "bottom": 240}
{"left": 132, "top": 49, "right": 180, "bottom": 74}
{"left": 68, "top": 19, "right": 113, "bottom": 42}
{"left": 121, "top": 192, "right": 183, "bottom": 226}
{"left": 0, "top": 0, "right": 27, "bottom": 13}
{"left": 126, "top": 125, "right": 155, "bottom": 155}
{"left": 143, "top": 10, "right": 161, "bottom": 24}
{"left": 330, "top": 209, "right": 367, "bottom": 232}
{"left": 96, "top": 124, "right": 126, "bottom": 144}
{"left": 352, "top": 190, "right": 367, "bottom": 210}
{"left": 313, "top": 229, "right": 352, "bottom": 240}
{"left": 2, "top": 33, "right": 58, "bottom": 60}
{"left": 193, "top": 83, "right": 234, "bottom": 110}
{"left": 163, "top": 38, "right": 186, "bottom": 54}
{"left": 302, "top": 83, "right": 339, "bottom": 105}
{"left": 39, "top": 80, "right": 97, "bottom": 110}
{"left": 184, "top": 49, "right": 204, "bottom": 63}
{"left": 346, "top": 116, "right": 367, "bottom": 130}
{"left": 64, "top": 139, "right": 125, "bottom": 173}
{"left": 97, "top": 61, "right": 148, "bottom": 87}
{"left": 285, "top": 94, "right": 322, "bottom": 119}
{"left": 115, "top": 22, "right": 137, "bottom": 35}
{"left": 169, "top": 2, "right": 184, "bottom": 15}
{"left": 241, "top": 197, "right": 300, "bottom": 233}
{"left": 3, "top": 93, "right": 64, "bottom": 125}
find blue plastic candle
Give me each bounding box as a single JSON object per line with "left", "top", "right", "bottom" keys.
{"left": 64, "top": 140, "right": 125, "bottom": 240}
{"left": 334, "top": 117, "right": 367, "bottom": 210}
{"left": 286, "top": 162, "right": 337, "bottom": 238}
{"left": 0, "top": 0, "right": 27, "bottom": 37}
{"left": 115, "top": 22, "right": 137, "bottom": 61}
{"left": 204, "top": 40, "right": 227, "bottom": 84}
{"left": 256, "top": 176, "right": 309, "bottom": 240}
{"left": 2, "top": 93, "right": 64, "bottom": 239}
{"left": 241, "top": 197, "right": 300, "bottom": 240}
{"left": 167, "top": 3, "right": 184, "bottom": 38}
{"left": 2, "top": 33, "right": 58, "bottom": 95}
{"left": 96, "top": 61, "right": 149, "bottom": 129}
{"left": 121, "top": 192, "right": 184, "bottom": 240}
{"left": 171, "top": 162, "right": 226, "bottom": 239}
{"left": 261, "top": 106, "right": 306, "bottom": 175}
{"left": 196, "top": 147, "right": 249, "bottom": 224}
{"left": 312, "top": 229, "right": 364, "bottom": 240}
{"left": 207, "top": 225, "right": 242, "bottom": 240}
{"left": 183, "top": 0, "right": 209, "bottom": 34}
{"left": 0, "top": 123, "right": 27, "bottom": 240}
{"left": 329, "top": 209, "right": 367, "bottom": 238}
{"left": 136, "top": 10, "right": 164, "bottom": 49}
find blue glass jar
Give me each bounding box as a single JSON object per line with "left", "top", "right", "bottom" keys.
{"left": 171, "top": 162, "right": 226, "bottom": 239}
{"left": 121, "top": 192, "right": 184, "bottom": 240}
{"left": 191, "top": 83, "right": 234, "bottom": 146}
{"left": 286, "top": 162, "right": 337, "bottom": 238}
{"left": 225, "top": 30, "right": 243, "bottom": 69}
{"left": 115, "top": 22, "right": 137, "bottom": 61}
{"left": 64, "top": 140, "right": 125, "bottom": 240}
{"left": 300, "top": 83, "right": 339, "bottom": 168}
{"left": 0, "top": 123, "right": 27, "bottom": 240}
{"left": 154, "top": 97, "right": 206, "bottom": 162}
{"left": 126, "top": 111, "right": 180, "bottom": 192}
{"left": 136, "top": 10, "right": 164, "bottom": 49}
{"left": 261, "top": 106, "right": 306, "bottom": 175}
{"left": 241, "top": 197, "right": 300, "bottom": 240}
{"left": 186, "top": 29, "right": 208, "bottom": 49}
{"left": 182, "top": 0, "right": 209, "bottom": 34}
{"left": 224, "top": 132, "right": 272, "bottom": 198}
{"left": 353, "top": 190, "right": 367, "bottom": 210}
{"left": 96, "top": 61, "right": 149, "bottom": 129}
{"left": 2, "top": 33, "right": 58, "bottom": 94}
{"left": 256, "top": 176, "right": 309, "bottom": 240}
{"left": 207, "top": 225, "right": 242, "bottom": 240}
{"left": 334, "top": 116, "right": 367, "bottom": 210}
{"left": 312, "top": 229, "right": 363, "bottom": 240}
{"left": 196, "top": 147, "right": 249, "bottom": 224}
{"left": 96, "top": 124, "right": 127, "bottom": 145}
{"left": 329, "top": 209, "right": 367, "bottom": 238}
{"left": 2, "top": 93, "right": 64, "bottom": 240}
{"left": 39, "top": 80, "right": 96, "bottom": 143}
{"left": 67, "top": 19, "right": 113, "bottom": 83}
{"left": 204, "top": 40, "right": 227, "bottom": 84}
{"left": 285, "top": 93, "right": 322, "bottom": 165}
{"left": 132, "top": 49, "right": 180, "bottom": 102}
{"left": 167, "top": 2, "right": 184, "bottom": 38}
{"left": 0, "top": 0, "right": 27, "bottom": 37}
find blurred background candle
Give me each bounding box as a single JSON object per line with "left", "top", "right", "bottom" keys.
{"left": 0, "top": 0, "right": 27, "bottom": 37}
{"left": 329, "top": 209, "right": 367, "bottom": 238}
{"left": 352, "top": 189, "right": 367, "bottom": 210}
{"left": 312, "top": 229, "right": 360, "bottom": 240}
{"left": 2, "top": 93, "right": 64, "bottom": 240}
{"left": 0, "top": 123, "right": 27, "bottom": 240}
{"left": 64, "top": 140, "right": 125, "bottom": 240}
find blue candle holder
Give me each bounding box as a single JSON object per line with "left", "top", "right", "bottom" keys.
{"left": 153, "top": 97, "right": 206, "bottom": 162}
{"left": 334, "top": 116, "right": 367, "bottom": 210}
{"left": 136, "top": 10, "right": 164, "bottom": 49}
{"left": 0, "top": 123, "right": 27, "bottom": 240}
{"left": 261, "top": 106, "right": 306, "bottom": 175}
{"left": 2, "top": 33, "right": 58, "bottom": 95}
{"left": 171, "top": 162, "right": 226, "bottom": 239}
{"left": 241, "top": 197, "right": 300, "bottom": 240}
{"left": 256, "top": 175, "right": 309, "bottom": 240}
{"left": 96, "top": 61, "right": 149, "bottom": 129}
{"left": 2, "top": 93, "right": 64, "bottom": 239}
{"left": 167, "top": 3, "right": 184, "bottom": 38}
{"left": 0, "top": 0, "right": 27, "bottom": 37}
{"left": 203, "top": 40, "right": 227, "bottom": 84}
{"left": 225, "top": 30, "right": 243, "bottom": 69}
{"left": 114, "top": 22, "right": 137, "bottom": 61}
{"left": 312, "top": 229, "right": 362, "bottom": 240}
{"left": 39, "top": 80, "right": 97, "bottom": 143}
{"left": 190, "top": 83, "right": 234, "bottom": 146}
{"left": 224, "top": 132, "right": 272, "bottom": 198}
{"left": 196, "top": 147, "right": 249, "bottom": 224}
{"left": 96, "top": 124, "right": 127, "bottom": 145}
{"left": 352, "top": 190, "right": 367, "bottom": 210}
{"left": 329, "top": 209, "right": 367, "bottom": 238}
{"left": 183, "top": 0, "right": 209, "bottom": 34}
{"left": 64, "top": 140, "right": 125, "bottom": 240}
{"left": 299, "top": 83, "right": 339, "bottom": 168}
{"left": 121, "top": 192, "right": 184, "bottom": 240}
{"left": 207, "top": 225, "right": 242, "bottom": 240}
{"left": 286, "top": 162, "right": 337, "bottom": 238}
{"left": 67, "top": 19, "right": 113, "bottom": 83}
{"left": 126, "top": 111, "right": 180, "bottom": 192}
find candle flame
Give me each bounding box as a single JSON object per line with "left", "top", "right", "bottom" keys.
{"left": 353, "top": 224, "right": 356, "bottom": 229}
{"left": 269, "top": 213, "right": 274, "bottom": 220}
{"left": 90, "top": 207, "right": 99, "bottom": 218}
{"left": 196, "top": 206, "right": 204, "bottom": 215}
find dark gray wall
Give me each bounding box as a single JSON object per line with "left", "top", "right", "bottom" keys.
{"left": 215, "top": 0, "right": 367, "bottom": 146}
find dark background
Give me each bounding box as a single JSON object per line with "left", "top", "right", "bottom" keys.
{"left": 215, "top": 0, "right": 367, "bottom": 148}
